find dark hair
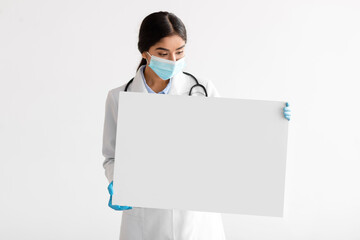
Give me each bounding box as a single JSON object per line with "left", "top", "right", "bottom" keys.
{"left": 136, "top": 11, "right": 187, "bottom": 71}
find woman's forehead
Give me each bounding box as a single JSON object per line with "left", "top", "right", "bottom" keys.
{"left": 152, "top": 36, "right": 186, "bottom": 51}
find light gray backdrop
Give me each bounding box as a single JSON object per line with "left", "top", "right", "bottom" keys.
{"left": 0, "top": 0, "right": 359, "bottom": 239}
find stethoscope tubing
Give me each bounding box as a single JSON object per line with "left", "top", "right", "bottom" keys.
{"left": 124, "top": 71, "right": 208, "bottom": 97}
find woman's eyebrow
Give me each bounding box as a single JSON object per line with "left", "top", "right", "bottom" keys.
{"left": 155, "top": 45, "right": 185, "bottom": 51}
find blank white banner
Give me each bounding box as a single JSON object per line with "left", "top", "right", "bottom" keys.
{"left": 113, "top": 92, "right": 288, "bottom": 217}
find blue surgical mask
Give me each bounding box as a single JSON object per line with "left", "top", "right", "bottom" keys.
{"left": 146, "top": 51, "right": 186, "bottom": 80}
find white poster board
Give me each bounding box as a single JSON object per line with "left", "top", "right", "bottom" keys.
{"left": 113, "top": 92, "right": 288, "bottom": 217}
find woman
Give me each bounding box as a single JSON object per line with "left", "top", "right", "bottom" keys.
{"left": 102, "top": 11, "right": 291, "bottom": 240}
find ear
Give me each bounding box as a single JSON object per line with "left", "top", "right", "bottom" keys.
{"left": 142, "top": 52, "right": 150, "bottom": 64}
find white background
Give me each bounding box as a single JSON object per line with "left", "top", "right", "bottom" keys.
{"left": 1, "top": 0, "right": 359, "bottom": 239}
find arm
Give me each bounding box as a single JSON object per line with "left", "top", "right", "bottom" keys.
{"left": 102, "top": 90, "right": 118, "bottom": 184}
{"left": 102, "top": 90, "right": 132, "bottom": 211}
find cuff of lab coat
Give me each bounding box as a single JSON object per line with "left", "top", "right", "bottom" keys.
{"left": 104, "top": 160, "right": 114, "bottom": 184}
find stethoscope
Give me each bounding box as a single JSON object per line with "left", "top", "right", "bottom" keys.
{"left": 124, "top": 71, "right": 208, "bottom": 97}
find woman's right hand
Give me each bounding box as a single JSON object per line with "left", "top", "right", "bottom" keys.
{"left": 107, "top": 181, "right": 133, "bottom": 211}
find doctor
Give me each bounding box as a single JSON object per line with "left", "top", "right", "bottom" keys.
{"left": 102, "top": 11, "right": 291, "bottom": 240}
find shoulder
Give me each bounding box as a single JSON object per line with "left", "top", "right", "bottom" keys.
{"left": 106, "top": 81, "right": 129, "bottom": 105}
{"left": 205, "top": 79, "right": 221, "bottom": 97}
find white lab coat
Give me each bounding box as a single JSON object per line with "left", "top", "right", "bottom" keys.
{"left": 102, "top": 65, "right": 227, "bottom": 240}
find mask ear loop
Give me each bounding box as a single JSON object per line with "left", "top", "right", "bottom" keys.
{"left": 145, "top": 51, "right": 152, "bottom": 65}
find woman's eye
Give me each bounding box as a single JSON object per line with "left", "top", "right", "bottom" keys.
{"left": 158, "top": 51, "right": 183, "bottom": 57}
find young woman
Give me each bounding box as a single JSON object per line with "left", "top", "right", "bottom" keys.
{"left": 102, "top": 11, "right": 291, "bottom": 240}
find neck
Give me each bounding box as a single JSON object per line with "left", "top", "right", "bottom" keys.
{"left": 143, "top": 65, "right": 169, "bottom": 90}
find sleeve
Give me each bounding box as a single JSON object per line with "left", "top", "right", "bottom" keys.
{"left": 102, "top": 90, "right": 118, "bottom": 184}
{"left": 206, "top": 79, "right": 221, "bottom": 98}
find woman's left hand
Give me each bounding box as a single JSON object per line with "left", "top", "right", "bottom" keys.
{"left": 283, "top": 102, "right": 291, "bottom": 121}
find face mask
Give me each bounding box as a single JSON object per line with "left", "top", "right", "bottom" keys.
{"left": 146, "top": 51, "right": 186, "bottom": 80}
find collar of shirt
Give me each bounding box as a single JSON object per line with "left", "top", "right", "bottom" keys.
{"left": 140, "top": 65, "right": 172, "bottom": 94}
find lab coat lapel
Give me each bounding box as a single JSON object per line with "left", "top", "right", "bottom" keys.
{"left": 128, "top": 67, "right": 148, "bottom": 93}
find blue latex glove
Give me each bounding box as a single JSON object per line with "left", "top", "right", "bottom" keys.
{"left": 107, "top": 181, "right": 132, "bottom": 211}
{"left": 283, "top": 102, "right": 291, "bottom": 121}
